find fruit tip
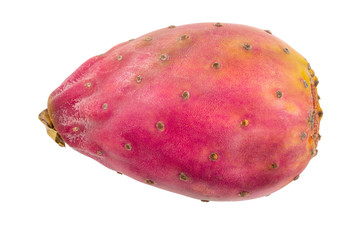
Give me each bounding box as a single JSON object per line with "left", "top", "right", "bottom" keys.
{"left": 38, "top": 109, "right": 65, "bottom": 147}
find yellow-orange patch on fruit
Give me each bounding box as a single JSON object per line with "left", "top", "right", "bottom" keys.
{"left": 284, "top": 102, "right": 299, "bottom": 114}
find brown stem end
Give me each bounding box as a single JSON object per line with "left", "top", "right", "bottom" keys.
{"left": 38, "top": 109, "right": 65, "bottom": 147}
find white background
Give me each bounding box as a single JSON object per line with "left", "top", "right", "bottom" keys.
{"left": 1, "top": 0, "right": 359, "bottom": 239}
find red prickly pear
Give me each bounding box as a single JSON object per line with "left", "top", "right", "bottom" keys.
{"left": 39, "top": 23, "right": 322, "bottom": 201}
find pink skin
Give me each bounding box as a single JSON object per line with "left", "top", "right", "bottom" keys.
{"left": 48, "top": 23, "right": 321, "bottom": 201}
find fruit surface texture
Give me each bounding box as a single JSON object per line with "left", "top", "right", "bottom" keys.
{"left": 42, "top": 23, "right": 322, "bottom": 201}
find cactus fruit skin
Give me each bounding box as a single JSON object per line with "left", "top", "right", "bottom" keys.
{"left": 46, "top": 23, "right": 321, "bottom": 201}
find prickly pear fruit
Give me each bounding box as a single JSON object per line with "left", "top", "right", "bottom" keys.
{"left": 40, "top": 23, "right": 322, "bottom": 201}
